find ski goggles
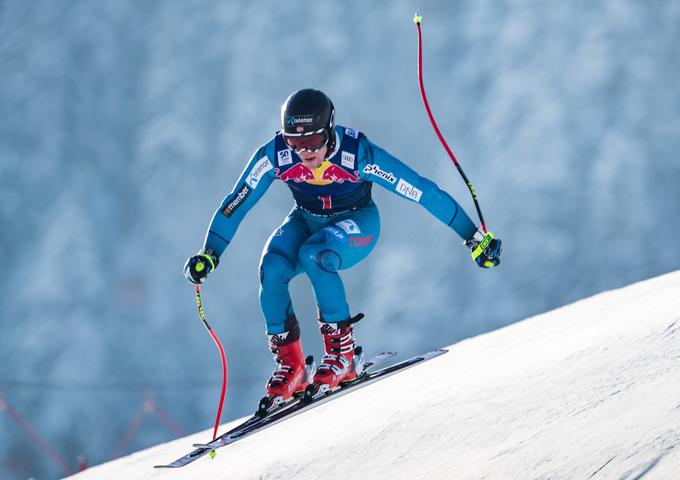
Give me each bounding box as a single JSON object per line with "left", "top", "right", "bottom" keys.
{"left": 283, "top": 129, "right": 329, "bottom": 153}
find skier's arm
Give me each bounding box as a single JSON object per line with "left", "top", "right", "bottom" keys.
{"left": 357, "top": 136, "right": 477, "bottom": 241}
{"left": 202, "top": 143, "right": 277, "bottom": 257}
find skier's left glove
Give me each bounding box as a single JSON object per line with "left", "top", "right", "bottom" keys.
{"left": 184, "top": 248, "right": 219, "bottom": 284}
{"left": 464, "top": 228, "right": 502, "bottom": 268}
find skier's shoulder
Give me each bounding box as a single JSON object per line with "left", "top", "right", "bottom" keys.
{"left": 335, "top": 124, "right": 365, "bottom": 144}
{"left": 335, "top": 125, "right": 387, "bottom": 167}
{"left": 237, "top": 136, "right": 279, "bottom": 186}
{"left": 258, "top": 134, "right": 280, "bottom": 157}
{"left": 245, "top": 134, "right": 280, "bottom": 166}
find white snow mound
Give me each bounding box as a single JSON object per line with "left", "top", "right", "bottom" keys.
{"left": 70, "top": 270, "right": 680, "bottom": 479}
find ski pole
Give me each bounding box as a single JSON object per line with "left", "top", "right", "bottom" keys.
{"left": 413, "top": 14, "right": 487, "bottom": 234}
{"left": 194, "top": 284, "right": 228, "bottom": 447}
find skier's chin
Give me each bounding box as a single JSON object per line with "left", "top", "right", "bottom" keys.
{"left": 299, "top": 146, "right": 327, "bottom": 167}
{"left": 300, "top": 154, "right": 324, "bottom": 168}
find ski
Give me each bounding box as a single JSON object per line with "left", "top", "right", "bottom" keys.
{"left": 205, "top": 348, "right": 445, "bottom": 445}
{"left": 155, "top": 349, "right": 446, "bottom": 468}
{"left": 154, "top": 350, "right": 398, "bottom": 469}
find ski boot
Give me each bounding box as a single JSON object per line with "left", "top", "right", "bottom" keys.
{"left": 257, "top": 317, "right": 314, "bottom": 417}
{"left": 304, "top": 313, "right": 365, "bottom": 401}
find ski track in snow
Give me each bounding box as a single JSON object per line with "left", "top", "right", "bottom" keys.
{"left": 68, "top": 270, "right": 680, "bottom": 480}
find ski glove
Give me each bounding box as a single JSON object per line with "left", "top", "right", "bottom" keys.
{"left": 184, "top": 249, "right": 219, "bottom": 284}
{"left": 464, "top": 228, "right": 502, "bottom": 269}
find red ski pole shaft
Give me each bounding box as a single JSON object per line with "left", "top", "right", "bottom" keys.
{"left": 195, "top": 284, "right": 228, "bottom": 440}
{"left": 413, "top": 14, "right": 487, "bottom": 233}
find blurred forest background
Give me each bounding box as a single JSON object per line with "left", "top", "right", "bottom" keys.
{"left": 1, "top": 1, "right": 679, "bottom": 478}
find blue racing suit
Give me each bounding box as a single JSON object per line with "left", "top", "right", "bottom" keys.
{"left": 203, "top": 126, "right": 477, "bottom": 334}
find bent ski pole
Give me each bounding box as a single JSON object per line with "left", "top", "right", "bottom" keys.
{"left": 413, "top": 14, "right": 487, "bottom": 234}
{"left": 195, "top": 284, "right": 228, "bottom": 449}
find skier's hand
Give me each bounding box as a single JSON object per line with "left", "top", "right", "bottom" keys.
{"left": 464, "top": 228, "right": 502, "bottom": 268}
{"left": 184, "top": 249, "right": 219, "bottom": 284}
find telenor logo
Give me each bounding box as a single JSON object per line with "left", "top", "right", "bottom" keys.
{"left": 246, "top": 156, "right": 273, "bottom": 189}
{"left": 287, "top": 116, "right": 314, "bottom": 126}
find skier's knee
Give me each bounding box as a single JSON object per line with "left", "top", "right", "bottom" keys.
{"left": 259, "top": 251, "right": 295, "bottom": 286}
{"left": 299, "top": 244, "right": 341, "bottom": 273}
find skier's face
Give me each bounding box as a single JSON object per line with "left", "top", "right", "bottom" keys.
{"left": 298, "top": 145, "right": 327, "bottom": 168}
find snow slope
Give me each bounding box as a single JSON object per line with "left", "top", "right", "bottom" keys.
{"left": 69, "top": 271, "right": 680, "bottom": 479}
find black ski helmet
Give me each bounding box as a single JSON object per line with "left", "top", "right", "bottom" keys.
{"left": 281, "top": 88, "right": 336, "bottom": 152}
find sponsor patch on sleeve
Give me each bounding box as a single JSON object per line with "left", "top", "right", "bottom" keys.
{"left": 363, "top": 164, "right": 397, "bottom": 184}
{"left": 246, "top": 155, "right": 273, "bottom": 189}
{"left": 396, "top": 179, "right": 423, "bottom": 202}
{"left": 222, "top": 183, "right": 252, "bottom": 217}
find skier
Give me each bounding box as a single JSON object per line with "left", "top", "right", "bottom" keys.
{"left": 184, "top": 88, "right": 502, "bottom": 405}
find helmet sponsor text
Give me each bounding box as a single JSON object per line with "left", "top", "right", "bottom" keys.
{"left": 287, "top": 115, "right": 314, "bottom": 126}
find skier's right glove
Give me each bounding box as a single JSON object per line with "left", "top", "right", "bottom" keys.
{"left": 464, "top": 228, "right": 502, "bottom": 268}
{"left": 184, "top": 248, "right": 219, "bottom": 284}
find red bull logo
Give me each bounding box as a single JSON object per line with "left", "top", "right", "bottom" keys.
{"left": 276, "top": 160, "right": 361, "bottom": 185}
{"left": 277, "top": 163, "right": 315, "bottom": 183}
{"left": 319, "top": 164, "right": 361, "bottom": 184}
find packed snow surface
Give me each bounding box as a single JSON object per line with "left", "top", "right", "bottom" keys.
{"left": 70, "top": 271, "right": 680, "bottom": 479}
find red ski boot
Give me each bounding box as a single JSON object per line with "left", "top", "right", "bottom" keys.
{"left": 312, "top": 314, "right": 364, "bottom": 392}
{"left": 258, "top": 318, "right": 312, "bottom": 415}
